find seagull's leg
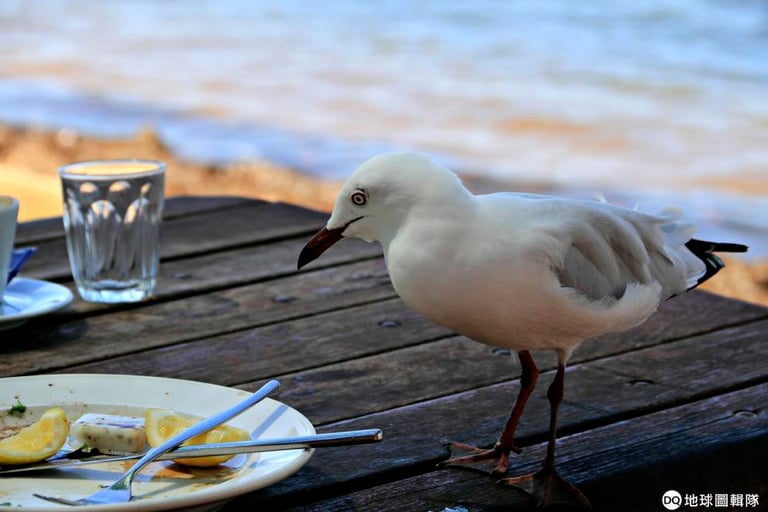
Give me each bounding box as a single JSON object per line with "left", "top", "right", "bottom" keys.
{"left": 497, "top": 350, "right": 539, "bottom": 455}
{"left": 500, "top": 358, "right": 591, "bottom": 510}
{"left": 442, "top": 350, "right": 539, "bottom": 475}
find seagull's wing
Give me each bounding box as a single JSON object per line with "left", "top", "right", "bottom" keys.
{"left": 517, "top": 197, "right": 705, "bottom": 301}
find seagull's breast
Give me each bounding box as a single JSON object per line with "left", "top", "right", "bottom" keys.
{"left": 383, "top": 220, "right": 559, "bottom": 350}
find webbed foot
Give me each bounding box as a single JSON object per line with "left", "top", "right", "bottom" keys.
{"left": 499, "top": 466, "right": 591, "bottom": 510}
{"left": 440, "top": 441, "right": 522, "bottom": 476}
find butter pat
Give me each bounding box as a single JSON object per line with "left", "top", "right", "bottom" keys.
{"left": 70, "top": 414, "right": 147, "bottom": 454}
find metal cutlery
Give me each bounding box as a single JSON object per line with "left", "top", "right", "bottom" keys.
{"left": 2, "top": 428, "right": 382, "bottom": 474}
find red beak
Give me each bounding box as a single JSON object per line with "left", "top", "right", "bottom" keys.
{"left": 297, "top": 226, "right": 345, "bottom": 270}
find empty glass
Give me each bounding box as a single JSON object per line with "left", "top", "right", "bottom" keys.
{"left": 60, "top": 160, "right": 165, "bottom": 303}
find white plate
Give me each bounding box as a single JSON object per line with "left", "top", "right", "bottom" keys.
{"left": 0, "top": 374, "right": 315, "bottom": 511}
{"left": 0, "top": 278, "right": 74, "bottom": 330}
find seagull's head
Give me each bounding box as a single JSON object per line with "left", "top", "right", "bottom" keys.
{"left": 297, "top": 152, "right": 468, "bottom": 270}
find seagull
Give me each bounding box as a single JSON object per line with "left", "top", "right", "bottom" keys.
{"left": 297, "top": 152, "right": 747, "bottom": 509}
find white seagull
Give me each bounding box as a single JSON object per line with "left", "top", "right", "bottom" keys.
{"left": 297, "top": 152, "right": 747, "bottom": 509}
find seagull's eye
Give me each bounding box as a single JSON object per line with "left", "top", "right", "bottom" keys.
{"left": 350, "top": 190, "right": 367, "bottom": 206}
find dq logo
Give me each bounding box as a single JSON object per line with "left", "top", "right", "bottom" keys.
{"left": 663, "top": 490, "right": 683, "bottom": 510}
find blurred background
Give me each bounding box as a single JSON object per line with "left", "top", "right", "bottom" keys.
{"left": 0, "top": 0, "right": 766, "bottom": 302}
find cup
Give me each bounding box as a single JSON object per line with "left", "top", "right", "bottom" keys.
{"left": 59, "top": 160, "right": 165, "bottom": 303}
{"left": 0, "top": 195, "right": 19, "bottom": 302}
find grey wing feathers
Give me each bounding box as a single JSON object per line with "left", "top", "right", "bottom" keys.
{"left": 551, "top": 202, "right": 703, "bottom": 301}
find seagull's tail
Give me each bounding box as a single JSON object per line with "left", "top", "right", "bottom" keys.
{"left": 685, "top": 238, "right": 748, "bottom": 290}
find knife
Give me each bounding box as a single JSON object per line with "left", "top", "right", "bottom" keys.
{"left": 0, "top": 428, "right": 382, "bottom": 474}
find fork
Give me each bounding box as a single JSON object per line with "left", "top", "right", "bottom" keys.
{"left": 34, "top": 379, "right": 279, "bottom": 506}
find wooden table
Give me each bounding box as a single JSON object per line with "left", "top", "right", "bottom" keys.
{"left": 3, "top": 196, "right": 767, "bottom": 511}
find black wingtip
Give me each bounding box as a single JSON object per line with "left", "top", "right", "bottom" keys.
{"left": 685, "top": 238, "right": 748, "bottom": 290}
{"left": 687, "top": 239, "right": 748, "bottom": 254}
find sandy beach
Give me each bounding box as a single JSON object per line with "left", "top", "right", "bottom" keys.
{"left": 1, "top": 122, "right": 766, "bottom": 307}
{"left": 0, "top": 123, "right": 343, "bottom": 221}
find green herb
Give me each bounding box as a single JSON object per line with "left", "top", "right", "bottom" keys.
{"left": 0, "top": 502, "right": 12, "bottom": 506}
{"left": 6, "top": 399, "right": 26, "bottom": 416}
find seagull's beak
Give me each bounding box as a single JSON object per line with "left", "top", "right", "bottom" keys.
{"left": 297, "top": 225, "right": 345, "bottom": 270}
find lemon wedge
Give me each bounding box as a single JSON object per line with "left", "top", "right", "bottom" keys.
{"left": 145, "top": 408, "right": 250, "bottom": 467}
{"left": 0, "top": 407, "right": 69, "bottom": 465}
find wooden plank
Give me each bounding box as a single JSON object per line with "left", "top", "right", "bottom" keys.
{"left": 573, "top": 290, "right": 768, "bottom": 363}
{"left": 257, "top": 382, "right": 768, "bottom": 512}
{"left": 18, "top": 200, "right": 329, "bottom": 281}
{"left": 12, "top": 217, "right": 63, "bottom": 245}
{"left": 0, "top": 258, "right": 394, "bottom": 376}
{"left": 235, "top": 317, "right": 768, "bottom": 426}
{"left": 14, "top": 196, "right": 255, "bottom": 244}
{"left": 158, "top": 200, "right": 326, "bottom": 257}
{"left": 161, "top": 195, "right": 266, "bottom": 218}
{"left": 202, "top": 320, "right": 767, "bottom": 506}
{"left": 63, "top": 298, "right": 453, "bottom": 382}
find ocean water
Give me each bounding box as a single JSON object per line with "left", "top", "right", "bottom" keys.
{"left": 0, "top": 0, "right": 766, "bottom": 255}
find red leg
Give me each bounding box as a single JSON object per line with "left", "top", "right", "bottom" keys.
{"left": 498, "top": 350, "right": 539, "bottom": 455}
{"left": 500, "top": 360, "right": 591, "bottom": 510}
{"left": 442, "top": 351, "right": 539, "bottom": 475}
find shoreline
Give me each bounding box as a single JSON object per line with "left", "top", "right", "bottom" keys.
{"left": 1, "top": 122, "right": 765, "bottom": 307}
{"left": 0, "top": 123, "right": 343, "bottom": 222}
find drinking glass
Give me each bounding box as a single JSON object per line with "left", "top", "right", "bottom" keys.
{"left": 60, "top": 160, "right": 165, "bottom": 303}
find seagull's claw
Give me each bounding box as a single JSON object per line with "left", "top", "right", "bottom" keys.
{"left": 499, "top": 467, "right": 591, "bottom": 510}
{"left": 440, "top": 441, "right": 521, "bottom": 476}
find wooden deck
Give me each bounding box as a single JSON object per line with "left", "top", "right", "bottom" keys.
{"left": 3, "top": 196, "right": 767, "bottom": 511}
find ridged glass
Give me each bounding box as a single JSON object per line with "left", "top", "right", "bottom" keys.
{"left": 60, "top": 160, "right": 165, "bottom": 303}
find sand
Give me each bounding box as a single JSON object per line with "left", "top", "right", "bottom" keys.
{"left": 1, "top": 122, "right": 766, "bottom": 307}
{"left": 0, "top": 123, "right": 343, "bottom": 222}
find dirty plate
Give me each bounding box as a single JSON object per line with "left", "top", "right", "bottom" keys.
{"left": 0, "top": 374, "right": 315, "bottom": 511}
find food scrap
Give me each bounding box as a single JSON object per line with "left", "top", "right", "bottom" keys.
{"left": 70, "top": 413, "right": 146, "bottom": 454}
{"left": 6, "top": 400, "right": 26, "bottom": 416}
